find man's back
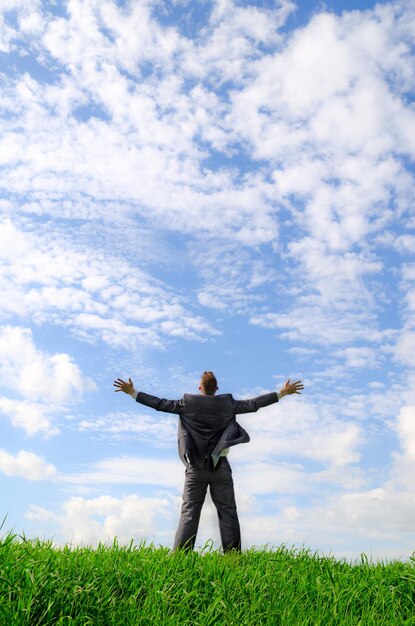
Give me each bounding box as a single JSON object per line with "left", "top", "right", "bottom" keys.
{"left": 181, "top": 393, "right": 236, "bottom": 435}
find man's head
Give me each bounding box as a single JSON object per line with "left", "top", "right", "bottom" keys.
{"left": 199, "top": 371, "right": 218, "bottom": 396}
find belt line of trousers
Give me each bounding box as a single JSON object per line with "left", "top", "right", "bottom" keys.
{"left": 173, "top": 455, "right": 241, "bottom": 552}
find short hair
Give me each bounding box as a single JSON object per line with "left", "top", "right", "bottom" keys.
{"left": 200, "top": 371, "right": 218, "bottom": 395}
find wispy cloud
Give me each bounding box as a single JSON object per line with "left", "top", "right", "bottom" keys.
{"left": 0, "top": 219, "right": 219, "bottom": 347}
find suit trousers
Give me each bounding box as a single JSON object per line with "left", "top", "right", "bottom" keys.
{"left": 173, "top": 455, "right": 241, "bottom": 552}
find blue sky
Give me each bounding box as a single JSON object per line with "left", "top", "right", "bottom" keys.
{"left": 1, "top": 0, "right": 415, "bottom": 561}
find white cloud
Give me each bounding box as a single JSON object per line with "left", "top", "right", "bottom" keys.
{"left": 341, "top": 346, "right": 381, "bottom": 369}
{"left": 26, "top": 504, "right": 59, "bottom": 523}
{"left": 0, "top": 397, "right": 58, "bottom": 436}
{"left": 62, "top": 494, "right": 171, "bottom": 545}
{"left": 235, "top": 400, "right": 362, "bottom": 469}
{"left": 286, "top": 346, "right": 319, "bottom": 356}
{"left": 243, "top": 403, "right": 415, "bottom": 559}
{"left": 0, "top": 325, "right": 95, "bottom": 435}
{"left": 235, "top": 492, "right": 415, "bottom": 560}
{"left": 180, "top": 0, "right": 294, "bottom": 83}
{"left": 0, "top": 325, "right": 95, "bottom": 403}
{"left": 18, "top": 10, "right": 44, "bottom": 36}
{"left": 391, "top": 405, "right": 415, "bottom": 491}
{"left": 28, "top": 494, "right": 173, "bottom": 545}
{"left": 0, "top": 449, "right": 57, "bottom": 480}
{"left": 394, "top": 332, "right": 415, "bottom": 367}
{"left": 318, "top": 487, "right": 415, "bottom": 547}
{"left": 395, "top": 406, "right": 415, "bottom": 462}
{"left": 0, "top": 10, "right": 19, "bottom": 53}
{"left": 402, "top": 264, "right": 415, "bottom": 282}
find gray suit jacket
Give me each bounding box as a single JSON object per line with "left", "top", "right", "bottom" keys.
{"left": 136, "top": 391, "right": 279, "bottom": 469}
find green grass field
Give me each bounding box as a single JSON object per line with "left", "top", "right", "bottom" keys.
{"left": 1, "top": 533, "right": 415, "bottom": 625}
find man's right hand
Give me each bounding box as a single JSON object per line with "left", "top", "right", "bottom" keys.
{"left": 113, "top": 377, "right": 135, "bottom": 395}
{"left": 279, "top": 379, "right": 304, "bottom": 398}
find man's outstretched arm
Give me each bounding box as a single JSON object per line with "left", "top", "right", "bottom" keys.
{"left": 233, "top": 379, "right": 304, "bottom": 414}
{"left": 113, "top": 378, "right": 184, "bottom": 414}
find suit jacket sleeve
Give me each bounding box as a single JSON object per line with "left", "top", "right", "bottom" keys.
{"left": 135, "top": 391, "right": 184, "bottom": 414}
{"left": 232, "top": 391, "right": 279, "bottom": 414}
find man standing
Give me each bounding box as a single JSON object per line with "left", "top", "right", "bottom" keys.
{"left": 113, "top": 371, "right": 303, "bottom": 553}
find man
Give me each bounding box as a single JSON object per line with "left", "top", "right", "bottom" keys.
{"left": 113, "top": 371, "right": 303, "bottom": 553}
